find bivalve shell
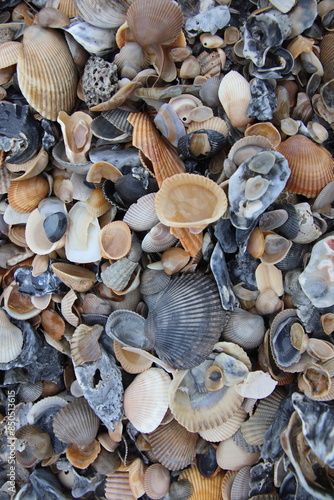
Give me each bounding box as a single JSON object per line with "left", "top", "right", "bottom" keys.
{"left": 8, "top": 175, "right": 49, "bottom": 213}
{"left": 218, "top": 71, "right": 253, "bottom": 129}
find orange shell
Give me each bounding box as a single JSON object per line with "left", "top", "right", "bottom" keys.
{"left": 98, "top": 221, "right": 132, "bottom": 260}
{"left": 169, "top": 227, "right": 203, "bottom": 257}
{"left": 277, "top": 135, "right": 334, "bottom": 197}
{"left": 7, "top": 174, "right": 49, "bottom": 213}
{"left": 155, "top": 173, "right": 228, "bottom": 230}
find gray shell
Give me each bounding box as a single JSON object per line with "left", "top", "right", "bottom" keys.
{"left": 185, "top": 5, "right": 230, "bottom": 36}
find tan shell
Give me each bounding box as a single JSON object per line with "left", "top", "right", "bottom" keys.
{"left": 70, "top": 323, "right": 103, "bottom": 366}
{"left": 0, "top": 308, "right": 23, "bottom": 362}
{"left": 155, "top": 173, "right": 228, "bottom": 231}
{"left": 179, "top": 464, "right": 224, "bottom": 500}
{"left": 187, "top": 116, "right": 229, "bottom": 136}
{"left": 17, "top": 25, "right": 77, "bottom": 120}
{"left": 161, "top": 247, "right": 190, "bottom": 275}
{"left": 8, "top": 148, "right": 49, "bottom": 182}
{"left": 143, "top": 464, "right": 170, "bottom": 499}
{"left": 0, "top": 41, "right": 21, "bottom": 68}
{"left": 98, "top": 221, "right": 132, "bottom": 260}
{"left": 66, "top": 440, "right": 101, "bottom": 469}
{"left": 86, "top": 161, "right": 123, "bottom": 184}
{"left": 141, "top": 222, "right": 178, "bottom": 253}
{"left": 114, "top": 340, "right": 152, "bottom": 374}
{"left": 245, "top": 122, "right": 281, "bottom": 149}
{"left": 170, "top": 226, "right": 203, "bottom": 257}
{"left": 123, "top": 193, "right": 159, "bottom": 231}
{"left": 128, "top": 112, "right": 186, "bottom": 187}
{"left": 15, "top": 424, "right": 54, "bottom": 460}
{"left": 40, "top": 308, "right": 65, "bottom": 340}
{"left": 199, "top": 407, "right": 247, "bottom": 443}
{"left": 218, "top": 71, "right": 253, "bottom": 129}
{"left": 105, "top": 469, "right": 136, "bottom": 500}
{"left": 216, "top": 436, "right": 260, "bottom": 471}
{"left": 8, "top": 175, "right": 49, "bottom": 213}
{"left": 277, "top": 135, "right": 334, "bottom": 197}
{"left": 57, "top": 111, "right": 93, "bottom": 164}
{"left": 51, "top": 262, "right": 97, "bottom": 292}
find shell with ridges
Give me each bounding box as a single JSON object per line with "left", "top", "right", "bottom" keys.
{"left": 123, "top": 193, "right": 159, "bottom": 231}
{"left": 0, "top": 308, "right": 23, "bottom": 363}
{"left": 178, "top": 464, "right": 224, "bottom": 500}
{"left": 70, "top": 323, "right": 103, "bottom": 366}
{"left": 141, "top": 222, "right": 178, "bottom": 253}
{"left": 8, "top": 174, "right": 50, "bottom": 213}
{"left": 98, "top": 220, "right": 131, "bottom": 260}
{"left": 218, "top": 71, "right": 253, "bottom": 129}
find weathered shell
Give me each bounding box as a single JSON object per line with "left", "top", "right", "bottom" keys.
{"left": 141, "top": 223, "right": 178, "bottom": 253}
{"left": 216, "top": 436, "right": 260, "bottom": 471}
{"left": 0, "top": 308, "right": 24, "bottom": 363}
{"left": 218, "top": 70, "right": 253, "bottom": 129}
{"left": 70, "top": 323, "right": 103, "bottom": 366}
{"left": 123, "top": 193, "right": 159, "bottom": 231}
{"left": 222, "top": 308, "right": 265, "bottom": 349}
{"left": 57, "top": 111, "right": 93, "bottom": 164}
{"left": 73, "top": 0, "right": 130, "bottom": 28}
{"left": 98, "top": 221, "right": 131, "bottom": 260}
{"left": 17, "top": 25, "right": 78, "bottom": 120}
{"left": 143, "top": 464, "right": 170, "bottom": 500}
{"left": 51, "top": 262, "right": 96, "bottom": 292}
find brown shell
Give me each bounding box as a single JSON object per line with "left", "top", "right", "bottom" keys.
{"left": 66, "top": 440, "right": 101, "bottom": 469}
{"left": 277, "top": 135, "right": 334, "bottom": 197}
{"left": 70, "top": 323, "right": 103, "bottom": 366}
{"left": 98, "top": 221, "right": 132, "bottom": 260}
{"left": 245, "top": 122, "right": 281, "bottom": 149}
{"left": 17, "top": 25, "right": 78, "bottom": 120}
{"left": 105, "top": 469, "right": 136, "bottom": 500}
{"left": 170, "top": 227, "right": 203, "bottom": 257}
{"left": 320, "top": 33, "right": 334, "bottom": 66}
{"left": 51, "top": 262, "right": 97, "bottom": 292}
{"left": 7, "top": 174, "right": 49, "bottom": 213}
{"left": 126, "top": 0, "right": 183, "bottom": 46}
{"left": 0, "top": 41, "right": 21, "bottom": 68}
{"left": 179, "top": 464, "right": 224, "bottom": 500}
{"left": 143, "top": 464, "right": 170, "bottom": 499}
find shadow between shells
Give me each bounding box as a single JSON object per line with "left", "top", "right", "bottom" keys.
{"left": 0, "top": 0, "right": 334, "bottom": 498}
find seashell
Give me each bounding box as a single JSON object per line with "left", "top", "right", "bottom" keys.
{"left": 17, "top": 25, "right": 78, "bottom": 121}
{"left": 224, "top": 26, "right": 240, "bottom": 45}
{"left": 161, "top": 247, "right": 190, "bottom": 275}
{"left": 51, "top": 262, "right": 96, "bottom": 292}
{"left": 85, "top": 188, "right": 111, "bottom": 217}
{"left": 228, "top": 151, "right": 290, "bottom": 230}
{"left": 222, "top": 308, "right": 265, "bottom": 349}
{"left": 124, "top": 367, "right": 171, "bottom": 433}
{"left": 65, "top": 202, "right": 101, "bottom": 264}
{"left": 261, "top": 233, "right": 292, "bottom": 265}
{"left": 235, "top": 370, "right": 277, "bottom": 399}
{"left": 8, "top": 148, "right": 49, "bottom": 182}
{"left": 218, "top": 71, "right": 253, "bottom": 129}
{"left": 298, "top": 363, "right": 331, "bottom": 398}
{"left": 17, "top": 381, "right": 43, "bottom": 403}
{"left": 153, "top": 103, "right": 186, "bottom": 148}
{"left": 216, "top": 436, "right": 260, "bottom": 471}
{"left": 185, "top": 5, "right": 230, "bottom": 36}
{"left": 179, "top": 55, "right": 201, "bottom": 79}
{"left": 268, "top": 0, "right": 297, "bottom": 13}
{"left": 140, "top": 268, "right": 171, "bottom": 296}
{"left": 199, "top": 407, "right": 247, "bottom": 443}
{"left": 98, "top": 220, "right": 131, "bottom": 260}
{"left": 36, "top": 7, "right": 70, "bottom": 28}
{"left": 128, "top": 112, "right": 186, "bottom": 187}
{"left": 321, "top": 313, "right": 334, "bottom": 335}
{"left": 127, "top": 457, "right": 146, "bottom": 498}
{"left": 169, "top": 479, "right": 193, "bottom": 500}
{"left": 16, "top": 424, "right": 54, "bottom": 460}
{"left": 145, "top": 418, "right": 197, "bottom": 471}
{"left": 61, "top": 289, "right": 80, "bottom": 327}
{"left": 178, "top": 129, "right": 226, "bottom": 160}
{"left": 155, "top": 173, "right": 227, "bottom": 232}
{"left": 40, "top": 308, "right": 65, "bottom": 340}
{"left": 291, "top": 202, "right": 324, "bottom": 244}
{"left": 228, "top": 136, "right": 274, "bottom": 168}
{"left": 105, "top": 469, "right": 135, "bottom": 500}
{"left": 0, "top": 308, "right": 24, "bottom": 363}
{"left": 114, "top": 41, "right": 149, "bottom": 80}
{"left": 200, "top": 33, "right": 225, "bottom": 48}
{"left": 87, "top": 161, "right": 123, "bottom": 184}
{"left": 186, "top": 116, "right": 228, "bottom": 136}
{"left": 143, "top": 464, "right": 170, "bottom": 499}
{"left": 0, "top": 40, "right": 21, "bottom": 68}
{"left": 8, "top": 174, "right": 49, "bottom": 213}
{"left": 169, "top": 94, "right": 202, "bottom": 124}
{"left": 320, "top": 33, "right": 334, "bottom": 67}
{"left": 25, "top": 209, "right": 66, "bottom": 256}
{"left": 255, "top": 262, "right": 283, "bottom": 297}
{"left": 299, "top": 234, "right": 334, "bottom": 308}
{"left": 101, "top": 258, "right": 138, "bottom": 292}
{"left": 114, "top": 340, "right": 152, "bottom": 374}
{"left": 145, "top": 274, "right": 228, "bottom": 369}
{"left": 179, "top": 464, "right": 224, "bottom": 500}
{"left": 57, "top": 111, "right": 92, "bottom": 164}
{"left": 123, "top": 193, "right": 159, "bottom": 231}
{"left": 245, "top": 122, "right": 281, "bottom": 149}
{"left": 199, "top": 76, "right": 221, "bottom": 108}
{"left": 70, "top": 323, "right": 103, "bottom": 366}
{"left": 277, "top": 135, "right": 334, "bottom": 198}
{"left": 73, "top": 0, "right": 130, "bottom": 28}
{"left": 106, "top": 309, "right": 149, "bottom": 350}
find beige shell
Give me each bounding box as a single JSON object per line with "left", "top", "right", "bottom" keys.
{"left": 155, "top": 173, "right": 228, "bottom": 232}
{"left": 123, "top": 193, "right": 159, "bottom": 231}
{"left": 105, "top": 469, "right": 136, "bottom": 500}
{"left": 25, "top": 208, "right": 66, "bottom": 256}
{"left": 218, "top": 71, "right": 253, "bottom": 129}
{"left": 187, "top": 116, "right": 228, "bottom": 136}
{"left": 17, "top": 25, "right": 77, "bottom": 120}
{"left": 66, "top": 440, "right": 101, "bottom": 469}
{"left": 216, "top": 436, "right": 260, "bottom": 470}
{"left": 8, "top": 148, "right": 49, "bottom": 182}
{"left": 57, "top": 111, "right": 93, "bottom": 164}
{"left": 179, "top": 464, "right": 224, "bottom": 499}
{"left": 255, "top": 262, "right": 284, "bottom": 297}
{"left": 245, "top": 122, "right": 281, "bottom": 149}
{"left": 70, "top": 323, "right": 103, "bottom": 366}
{"left": 161, "top": 247, "right": 190, "bottom": 275}
{"left": 228, "top": 136, "right": 274, "bottom": 167}
{"left": 0, "top": 308, "right": 24, "bottom": 363}
{"left": 277, "top": 135, "right": 334, "bottom": 197}
{"left": 8, "top": 175, "right": 50, "bottom": 213}
{"left": 86, "top": 161, "right": 123, "bottom": 184}
{"left": 98, "top": 221, "right": 132, "bottom": 260}
{"left": 114, "top": 340, "right": 152, "bottom": 374}
{"left": 199, "top": 407, "right": 247, "bottom": 443}
{"left": 269, "top": 0, "right": 297, "bottom": 13}
{"left": 0, "top": 41, "right": 21, "bottom": 68}
{"left": 15, "top": 424, "right": 54, "bottom": 460}
{"left": 51, "top": 262, "right": 97, "bottom": 292}
{"left": 141, "top": 222, "right": 178, "bottom": 253}
{"left": 144, "top": 464, "right": 170, "bottom": 500}
{"left": 124, "top": 367, "right": 171, "bottom": 433}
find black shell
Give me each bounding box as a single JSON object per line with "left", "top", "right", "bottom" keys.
{"left": 0, "top": 102, "right": 42, "bottom": 164}
{"left": 43, "top": 212, "right": 67, "bottom": 243}
{"left": 178, "top": 129, "right": 226, "bottom": 160}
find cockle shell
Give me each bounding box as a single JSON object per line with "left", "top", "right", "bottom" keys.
{"left": 218, "top": 71, "right": 253, "bottom": 129}
{"left": 141, "top": 222, "right": 177, "bottom": 253}
{"left": 17, "top": 25, "right": 78, "bottom": 120}
{"left": 143, "top": 464, "right": 170, "bottom": 500}
{"left": 0, "top": 308, "right": 23, "bottom": 363}
{"left": 155, "top": 173, "right": 227, "bottom": 232}
{"left": 123, "top": 193, "right": 159, "bottom": 231}
{"left": 222, "top": 308, "right": 265, "bottom": 349}
{"left": 179, "top": 464, "right": 224, "bottom": 500}
{"left": 278, "top": 135, "right": 334, "bottom": 197}
{"left": 8, "top": 175, "right": 50, "bottom": 213}
{"left": 73, "top": 0, "right": 131, "bottom": 28}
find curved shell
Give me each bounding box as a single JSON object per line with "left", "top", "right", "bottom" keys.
{"left": 17, "top": 25, "right": 77, "bottom": 121}
{"left": 25, "top": 208, "right": 66, "bottom": 256}
{"left": 113, "top": 340, "right": 152, "bottom": 374}
{"left": 222, "top": 308, "right": 265, "bottom": 349}
{"left": 123, "top": 193, "right": 159, "bottom": 231}
{"left": 98, "top": 221, "right": 132, "bottom": 260}
{"left": 73, "top": 0, "right": 131, "bottom": 28}
{"left": 216, "top": 436, "right": 260, "bottom": 471}
{"left": 0, "top": 308, "right": 23, "bottom": 363}
{"left": 123, "top": 367, "right": 171, "bottom": 433}
{"left": 277, "top": 135, "right": 334, "bottom": 198}
{"left": 51, "top": 262, "right": 97, "bottom": 292}
{"left": 57, "top": 111, "right": 93, "bottom": 164}
{"left": 8, "top": 175, "right": 50, "bottom": 213}
{"left": 218, "top": 71, "right": 253, "bottom": 129}
{"left": 70, "top": 323, "right": 103, "bottom": 366}
{"left": 143, "top": 464, "right": 170, "bottom": 500}
{"left": 178, "top": 464, "right": 224, "bottom": 499}
{"left": 155, "top": 173, "right": 227, "bottom": 232}
{"left": 141, "top": 223, "right": 178, "bottom": 253}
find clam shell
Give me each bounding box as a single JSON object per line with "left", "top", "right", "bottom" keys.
{"left": 277, "top": 135, "right": 334, "bottom": 197}
{"left": 145, "top": 274, "right": 227, "bottom": 369}
{"left": 0, "top": 308, "right": 24, "bottom": 363}
{"left": 261, "top": 234, "right": 292, "bottom": 265}
{"left": 57, "top": 110, "right": 93, "bottom": 164}
{"left": 40, "top": 308, "right": 65, "bottom": 340}
{"left": 143, "top": 464, "right": 170, "bottom": 500}
{"left": 105, "top": 309, "right": 149, "bottom": 350}
{"left": 17, "top": 25, "right": 77, "bottom": 120}
{"left": 70, "top": 323, "right": 103, "bottom": 366}
{"left": 145, "top": 418, "right": 198, "bottom": 471}
{"left": 66, "top": 440, "right": 101, "bottom": 469}
{"left": 123, "top": 367, "right": 171, "bottom": 433}
{"left": 228, "top": 136, "right": 274, "bottom": 167}
{"left": 155, "top": 173, "right": 227, "bottom": 231}
{"left": 85, "top": 188, "right": 112, "bottom": 217}
{"left": 141, "top": 222, "right": 178, "bottom": 253}
{"left": 25, "top": 208, "right": 66, "bottom": 256}
{"left": 153, "top": 103, "right": 186, "bottom": 148}
{"left": 187, "top": 116, "right": 229, "bottom": 136}
{"left": 8, "top": 174, "right": 49, "bottom": 213}
{"left": 123, "top": 193, "right": 159, "bottom": 231}
{"left": 216, "top": 436, "right": 260, "bottom": 471}
{"left": 218, "top": 71, "right": 253, "bottom": 129}
{"left": 98, "top": 221, "right": 131, "bottom": 260}
{"left": 73, "top": 0, "right": 130, "bottom": 28}
{"left": 126, "top": 0, "right": 183, "bottom": 46}
{"left": 245, "top": 122, "right": 281, "bottom": 149}
{"left": 51, "top": 262, "right": 96, "bottom": 292}
{"left": 53, "top": 397, "right": 100, "bottom": 447}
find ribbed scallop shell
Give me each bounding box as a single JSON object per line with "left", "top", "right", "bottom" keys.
{"left": 222, "top": 308, "right": 265, "bottom": 349}
{"left": 143, "top": 464, "right": 170, "bottom": 500}
{"left": 141, "top": 223, "right": 178, "bottom": 253}
{"left": 51, "top": 262, "right": 97, "bottom": 292}
{"left": 199, "top": 407, "right": 247, "bottom": 442}
{"left": 320, "top": 33, "right": 334, "bottom": 66}
{"left": 17, "top": 25, "right": 77, "bottom": 121}
{"left": 126, "top": 0, "right": 183, "bottom": 46}
{"left": 144, "top": 274, "right": 227, "bottom": 369}
{"left": 128, "top": 112, "right": 186, "bottom": 187}
{"left": 114, "top": 340, "right": 152, "bottom": 374}
{"left": 187, "top": 117, "right": 228, "bottom": 136}
{"left": 178, "top": 464, "right": 224, "bottom": 500}
{"left": 70, "top": 323, "right": 103, "bottom": 366}
{"left": 105, "top": 469, "right": 136, "bottom": 500}
{"left": 53, "top": 397, "right": 100, "bottom": 446}
{"left": 17, "top": 381, "right": 43, "bottom": 403}
{"left": 66, "top": 440, "right": 101, "bottom": 469}
{"left": 277, "top": 135, "right": 334, "bottom": 197}
{"left": 218, "top": 71, "right": 253, "bottom": 129}
{"left": 155, "top": 173, "right": 228, "bottom": 230}
{"left": 0, "top": 41, "right": 21, "bottom": 67}
{"left": 145, "top": 418, "right": 198, "bottom": 471}
{"left": 123, "top": 368, "right": 171, "bottom": 433}
{"left": 230, "top": 466, "right": 251, "bottom": 500}
{"left": 8, "top": 175, "right": 49, "bottom": 213}
{"left": 0, "top": 309, "right": 23, "bottom": 363}
{"left": 170, "top": 226, "right": 203, "bottom": 257}
{"left": 123, "top": 193, "right": 159, "bottom": 231}
{"left": 240, "top": 387, "right": 285, "bottom": 446}
{"left": 73, "top": 0, "right": 131, "bottom": 28}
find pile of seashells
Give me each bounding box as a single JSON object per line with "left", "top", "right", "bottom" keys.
{"left": 0, "top": 0, "right": 334, "bottom": 498}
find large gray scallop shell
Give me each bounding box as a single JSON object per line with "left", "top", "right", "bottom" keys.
{"left": 144, "top": 274, "right": 228, "bottom": 369}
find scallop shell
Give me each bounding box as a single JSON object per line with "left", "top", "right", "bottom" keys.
{"left": 277, "top": 135, "right": 334, "bottom": 197}
{"left": 143, "top": 464, "right": 170, "bottom": 500}
{"left": 17, "top": 25, "right": 77, "bottom": 120}
{"left": 199, "top": 407, "right": 247, "bottom": 443}
{"left": 170, "top": 227, "right": 203, "bottom": 257}
{"left": 0, "top": 308, "right": 23, "bottom": 363}
{"left": 126, "top": 0, "right": 183, "bottom": 46}
{"left": 178, "top": 464, "right": 224, "bottom": 500}
{"left": 222, "top": 308, "right": 265, "bottom": 349}
{"left": 218, "top": 71, "right": 253, "bottom": 129}
{"left": 53, "top": 397, "right": 100, "bottom": 447}
{"left": 98, "top": 220, "right": 132, "bottom": 260}
{"left": 145, "top": 418, "right": 198, "bottom": 471}
{"left": 73, "top": 0, "right": 130, "bottom": 28}
{"left": 8, "top": 175, "right": 50, "bottom": 213}
{"left": 155, "top": 173, "right": 227, "bottom": 232}
{"left": 123, "top": 193, "right": 159, "bottom": 231}
{"left": 123, "top": 367, "right": 171, "bottom": 433}
{"left": 70, "top": 323, "right": 103, "bottom": 366}
{"left": 141, "top": 222, "right": 178, "bottom": 253}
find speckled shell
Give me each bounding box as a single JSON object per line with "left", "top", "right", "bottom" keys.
{"left": 17, "top": 25, "right": 78, "bottom": 121}
{"left": 278, "top": 135, "right": 334, "bottom": 197}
